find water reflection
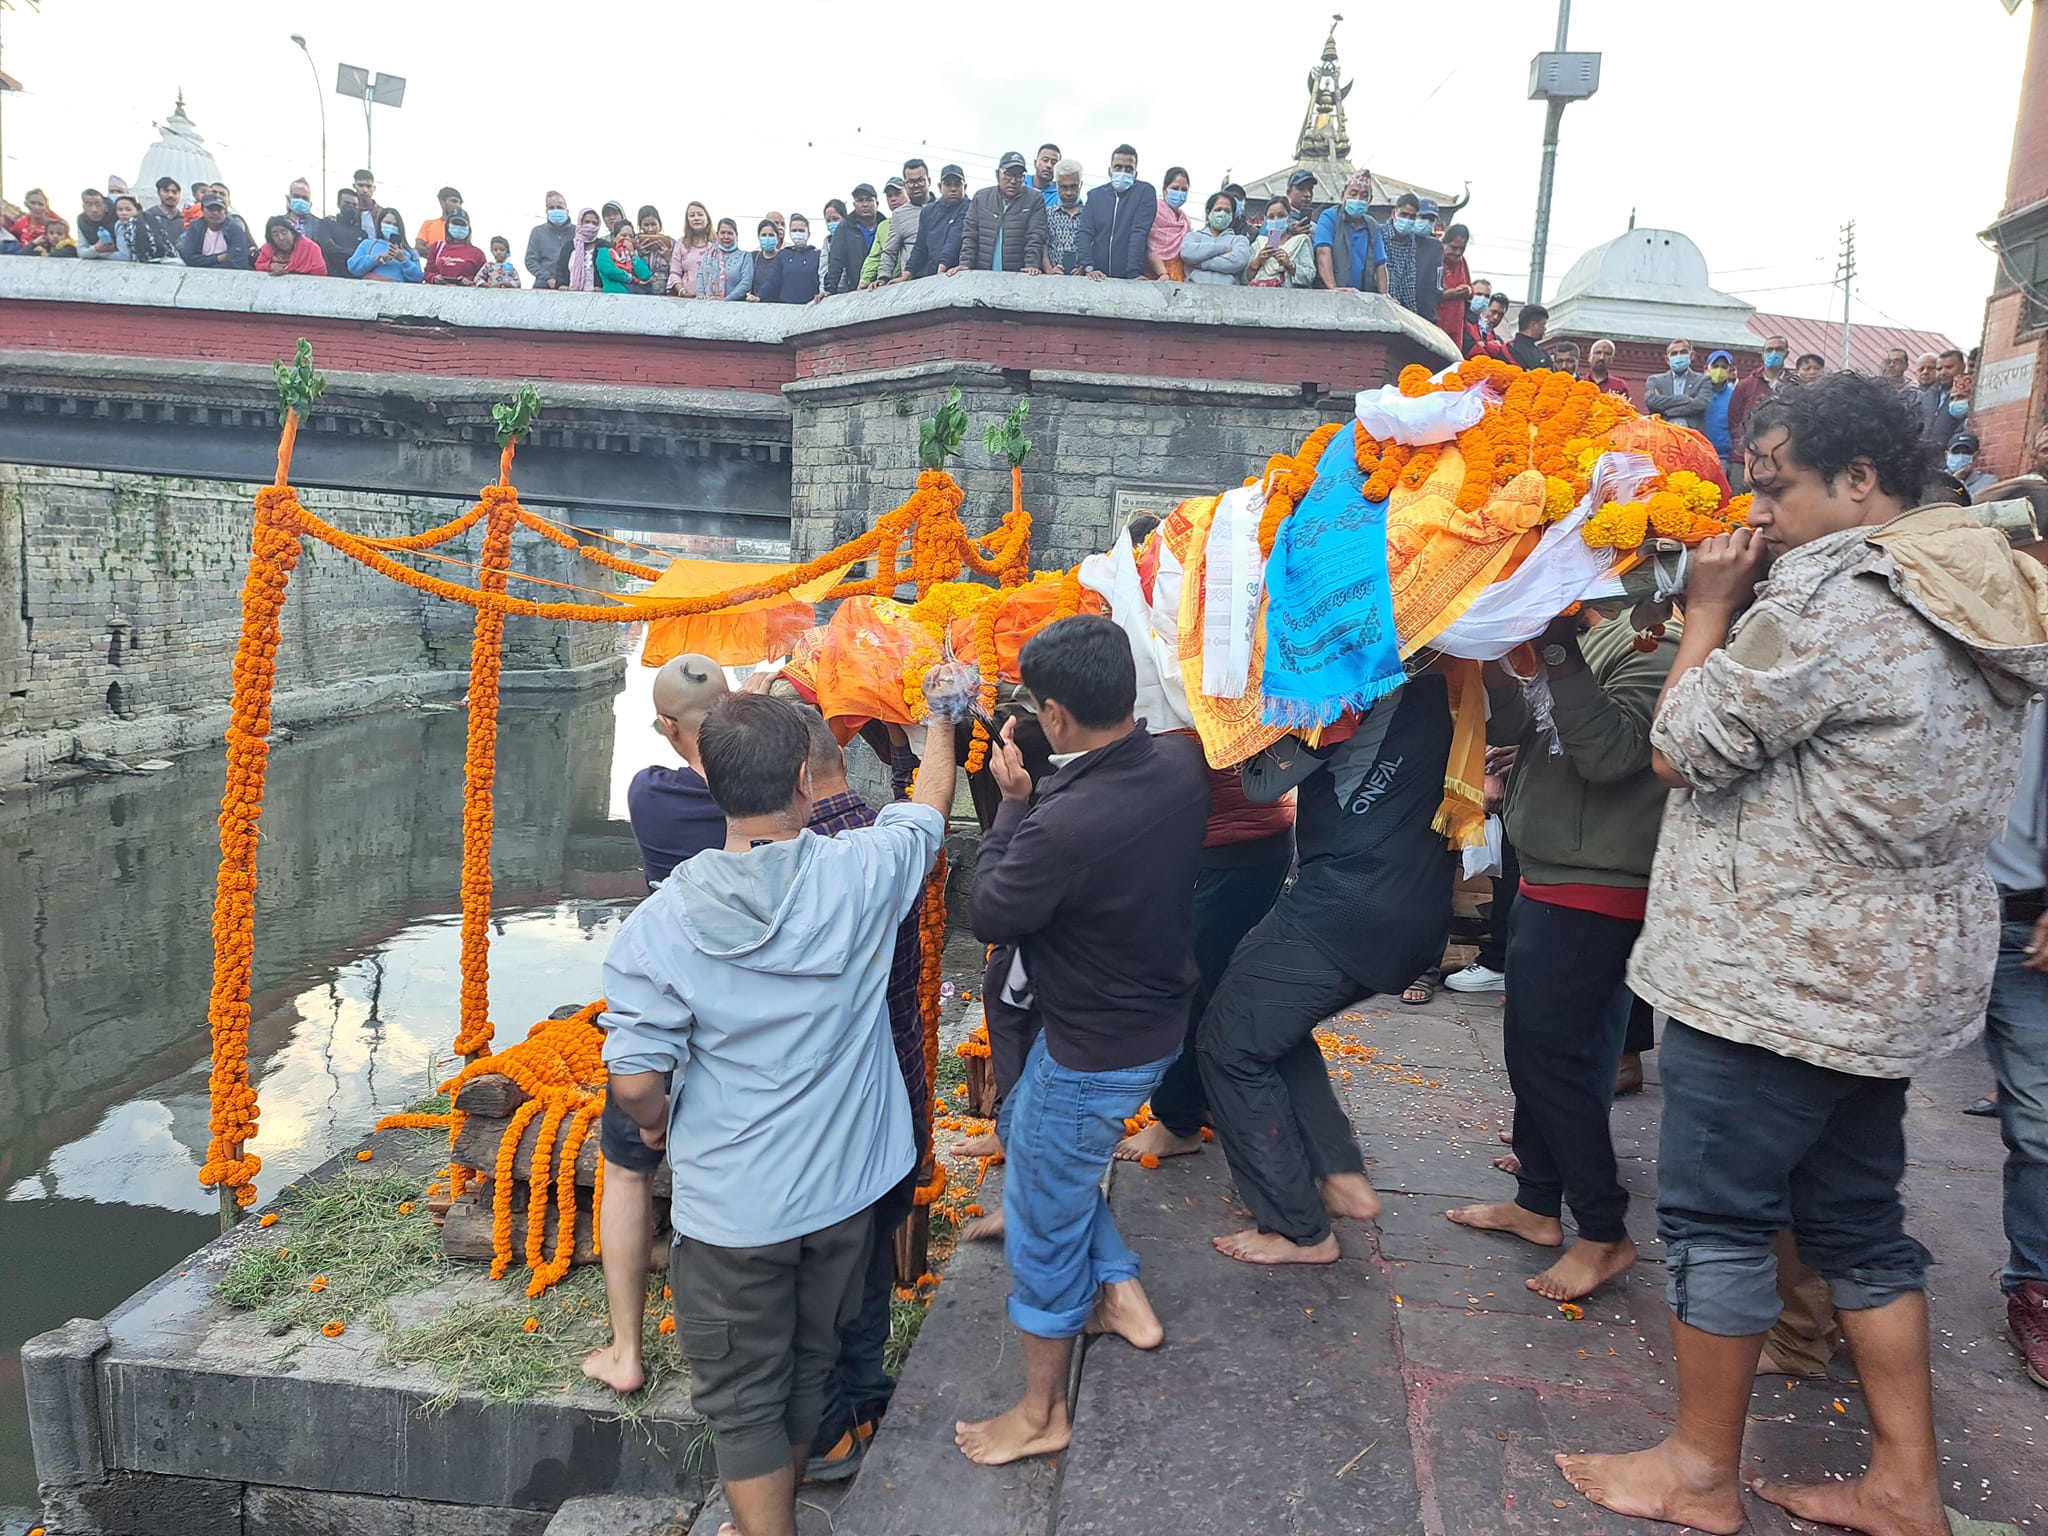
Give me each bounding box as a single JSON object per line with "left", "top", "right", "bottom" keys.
{"left": 0, "top": 668, "right": 646, "bottom": 1517}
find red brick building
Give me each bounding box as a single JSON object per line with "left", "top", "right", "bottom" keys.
{"left": 1973, "top": 0, "right": 2048, "bottom": 481}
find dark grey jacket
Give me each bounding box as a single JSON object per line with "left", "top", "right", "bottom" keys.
{"left": 1645, "top": 369, "right": 1713, "bottom": 424}
{"left": 958, "top": 186, "right": 1048, "bottom": 274}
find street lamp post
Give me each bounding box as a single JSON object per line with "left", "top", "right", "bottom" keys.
{"left": 335, "top": 63, "right": 405, "bottom": 179}
{"left": 289, "top": 34, "right": 326, "bottom": 204}
{"left": 1525, "top": 0, "right": 1601, "bottom": 305}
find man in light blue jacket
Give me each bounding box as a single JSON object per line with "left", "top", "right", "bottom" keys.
{"left": 601, "top": 692, "right": 955, "bottom": 1536}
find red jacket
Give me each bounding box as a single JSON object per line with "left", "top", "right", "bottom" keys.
{"left": 1728, "top": 369, "right": 1792, "bottom": 447}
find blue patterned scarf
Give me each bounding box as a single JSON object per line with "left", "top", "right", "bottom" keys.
{"left": 1259, "top": 423, "right": 1406, "bottom": 729}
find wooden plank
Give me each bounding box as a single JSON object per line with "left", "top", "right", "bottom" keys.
{"left": 441, "top": 1190, "right": 670, "bottom": 1273}
{"left": 452, "top": 1074, "right": 530, "bottom": 1117}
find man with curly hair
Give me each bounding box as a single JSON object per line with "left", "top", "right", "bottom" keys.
{"left": 1557, "top": 373, "right": 2048, "bottom": 1536}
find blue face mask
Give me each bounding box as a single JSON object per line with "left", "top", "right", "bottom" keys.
{"left": 1668, "top": 355, "right": 1691, "bottom": 374}
{"left": 448, "top": 226, "right": 469, "bottom": 242}
{"left": 1164, "top": 188, "right": 1187, "bottom": 209}
{"left": 825, "top": 219, "right": 841, "bottom": 237}
{"left": 1470, "top": 294, "right": 1488, "bottom": 314}
{"left": 1946, "top": 452, "right": 1973, "bottom": 474}
{"left": 288, "top": 198, "right": 311, "bottom": 216}
{"left": 1393, "top": 216, "right": 1424, "bottom": 235}
{"left": 759, "top": 235, "right": 779, "bottom": 253}
{"left": 1949, "top": 398, "right": 1970, "bottom": 418}
{"left": 1263, "top": 218, "right": 1288, "bottom": 239}
{"left": 381, "top": 224, "right": 399, "bottom": 240}
{"left": 1109, "top": 171, "right": 1136, "bottom": 193}
{"left": 1763, "top": 349, "right": 1786, "bottom": 369}
{"left": 547, "top": 207, "right": 569, "bottom": 225}
{"left": 718, "top": 237, "right": 736, "bottom": 252}
{"left": 1343, "top": 199, "right": 1368, "bottom": 219}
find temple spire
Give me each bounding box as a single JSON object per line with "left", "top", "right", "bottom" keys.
{"left": 1296, "top": 15, "right": 1353, "bottom": 166}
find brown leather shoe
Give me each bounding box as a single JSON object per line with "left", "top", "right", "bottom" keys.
{"left": 1613, "top": 1052, "right": 1644, "bottom": 1098}
{"left": 2010, "top": 1281, "right": 2048, "bottom": 1389}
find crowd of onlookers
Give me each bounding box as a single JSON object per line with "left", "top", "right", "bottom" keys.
{"left": 0, "top": 146, "right": 1499, "bottom": 321}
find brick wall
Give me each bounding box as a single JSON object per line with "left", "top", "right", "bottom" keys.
{"left": 0, "top": 300, "right": 794, "bottom": 395}
{"left": 0, "top": 466, "right": 621, "bottom": 749}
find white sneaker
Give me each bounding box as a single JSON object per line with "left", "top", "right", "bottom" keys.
{"left": 1444, "top": 963, "right": 1506, "bottom": 993}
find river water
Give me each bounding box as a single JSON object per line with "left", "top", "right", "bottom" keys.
{"left": 0, "top": 641, "right": 674, "bottom": 1523}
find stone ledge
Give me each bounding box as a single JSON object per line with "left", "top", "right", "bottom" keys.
{"left": 782, "top": 360, "right": 1011, "bottom": 404}
{"left": 1028, "top": 369, "right": 1339, "bottom": 407}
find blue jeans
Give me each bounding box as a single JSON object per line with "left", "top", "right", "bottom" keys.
{"left": 1985, "top": 919, "right": 2048, "bottom": 1292}
{"left": 998, "top": 1034, "right": 1173, "bottom": 1339}
{"left": 1656, "top": 1021, "right": 1930, "bottom": 1338}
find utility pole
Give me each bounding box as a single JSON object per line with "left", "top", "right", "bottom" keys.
{"left": 1834, "top": 221, "right": 1857, "bottom": 369}
{"left": 1525, "top": 0, "right": 1600, "bottom": 304}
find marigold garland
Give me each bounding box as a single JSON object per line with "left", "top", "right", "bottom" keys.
{"left": 1258, "top": 422, "right": 1345, "bottom": 557}
{"left": 912, "top": 850, "right": 950, "bottom": 1208}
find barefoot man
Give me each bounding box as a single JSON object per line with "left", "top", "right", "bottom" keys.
{"left": 1445, "top": 604, "right": 1680, "bottom": 1301}
{"left": 1558, "top": 374, "right": 2048, "bottom": 1534}
{"left": 602, "top": 694, "right": 956, "bottom": 1536}
{"left": 584, "top": 654, "right": 727, "bottom": 1394}
{"left": 1197, "top": 672, "right": 1454, "bottom": 1265}
{"left": 957, "top": 616, "right": 1209, "bottom": 1466}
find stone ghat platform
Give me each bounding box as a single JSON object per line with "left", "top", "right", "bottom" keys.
{"left": 834, "top": 991, "right": 2046, "bottom": 1536}
{"left": 21, "top": 1126, "right": 712, "bottom": 1536}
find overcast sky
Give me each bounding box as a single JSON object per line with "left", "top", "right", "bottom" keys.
{"left": 0, "top": 0, "right": 2029, "bottom": 345}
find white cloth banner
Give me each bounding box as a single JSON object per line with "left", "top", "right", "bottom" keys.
{"left": 1355, "top": 376, "right": 1492, "bottom": 446}
{"left": 1082, "top": 533, "right": 1194, "bottom": 733}
{"left": 1200, "top": 483, "right": 1265, "bottom": 699}
{"left": 1428, "top": 452, "right": 1659, "bottom": 660}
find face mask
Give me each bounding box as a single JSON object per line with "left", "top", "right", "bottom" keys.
{"left": 288, "top": 198, "right": 311, "bottom": 216}
{"left": 381, "top": 224, "right": 399, "bottom": 240}
{"left": 1668, "top": 355, "right": 1690, "bottom": 374}
{"left": 581, "top": 224, "right": 600, "bottom": 239}
{"left": 1165, "top": 188, "right": 1187, "bottom": 209}
{"left": 1344, "top": 199, "right": 1368, "bottom": 219}
{"left": 1708, "top": 366, "right": 1730, "bottom": 385}
{"left": 547, "top": 208, "right": 569, "bottom": 225}
{"left": 759, "top": 235, "right": 778, "bottom": 253}
{"left": 719, "top": 237, "right": 736, "bottom": 251}
{"left": 1946, "top": 453, "right": 1973, "bottom": 474}
{"left": 1949, "top": 398, "right": 1971, "bottom": 418}
{"left": 790, "top": 230, "right": 809, "bottom": 248}
{"left": 448, "top": 226, "right": 470, "bottom": 242}
{"left": 1263, "top": 218, "right": 1288, "bottom": 239}
{"left": 825, "top": 220, "right": 841, "bottom": 237}
{"left": 1763, "top": 350, "right": 1786, "bottom": 369}
{"left": 1469, "top": 294, "right": 1488, "bottom": 314}
{"left": 1207, "top": 209, "right": 1233, "bottom": 232}
{"left": 1109, "top": 171, "right": 1136, "bottom": 193}
{"left": 1393, "top": 216, "right": 1423, "bottom": 235}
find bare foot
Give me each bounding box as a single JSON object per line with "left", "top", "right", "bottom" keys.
{"left": 1498, "top": 1128, "right": 1514, "bottom": 1145}
{"left": 1554, "top": 1441, "right": 1746, "bottom": 1535}
{"left": 1444, "top": 1200, "right": 1564, "bottom": 1247}
{"left": 1319, "top": 1172, "right": 1383, "bottom": 1222}
{"left": 1212, "top": 1229, "right": 1340, "bottom": 1265}
{"left": 1753, "top": 1473, "right": 1949, "bottom": 1536}
{"left": 956, "top": 1130, "right": 1003, "bottom": 1159}
{"left": 1493, "top": 1153, "right": 1521, "bottom": 1176}
{"left": 580, "top": 1340, "right": 645, "bottom": 1395}
{"left": 955, "top": 1403, "right": 1072, "bottom": 1466}
{"left": 1085, "top": 1277, "right": 1164, "bottom": 1349}
{"left": 960, "top": 1207, "right": 1006, "bottom": 1242}
{"left": 1114, "top": 1121, "right": 1204, "bottom": 1163}
{"left": 1528, "top": 1236, "right": 1637, "bottom": 1300}
{"left": 717, "top": 1525, "right": 739, "bottom": 1536}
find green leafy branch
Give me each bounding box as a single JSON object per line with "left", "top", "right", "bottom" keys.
{"left": 982, "top": 399, "right": 1033, "bottom": 469}
{"left": 918, "top": 388, "right": 970, "bottom": 470}
{"left": 492, "top": 384, "right": 544, "bottom": 447}
{"left": 272, "top": 339, "right": 327, "bottom": 426}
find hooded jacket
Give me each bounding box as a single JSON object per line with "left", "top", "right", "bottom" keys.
{"left": 1631, "top": 504, "right": 2048, "bottom": 1078}
{"left": 600, "top": 801, "right": 943, "bottom": 1246}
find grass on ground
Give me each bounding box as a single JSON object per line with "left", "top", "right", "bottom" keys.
{"left": 216, "top": 1170, "right": 446, "bottom": 1334}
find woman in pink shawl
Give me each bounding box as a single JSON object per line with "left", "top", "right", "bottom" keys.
{"left": 1146, "top": 165, "right": 1192, "bottom": 281}
{"left": 563, "top": 208, "right": 603, "bottom": 292}
{"left": 259, "top": 215, "right": 328, "bottom": 276}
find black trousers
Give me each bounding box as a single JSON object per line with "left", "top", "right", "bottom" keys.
{"left": 1474, "top": 838, "right": 1521, "bottom": 972}
{"left": 1624, "top": 993, "right": 1656, "bottom": 1055}
{"left": 1504, "top": 898, "right": 1639, "bottom": 1244}
{"left": 1196, "top": 919, "right": 1369, "bottom": 1245}
{"left": 1150, "top": 844, "right": 1295, "bottom": 1138}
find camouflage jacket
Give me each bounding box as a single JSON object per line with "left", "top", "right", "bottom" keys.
{"left": 1630, "top": 507, "right": 2048, "bottom": 1078}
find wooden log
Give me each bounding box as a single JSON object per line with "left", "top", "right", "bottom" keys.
{"left": 894, "top": 1205, "right": 930, "bottom": 1287}
{"left": 441, "top": 1186, "right": 598, "bottom": 1268}
{"left": 452, "top": 1074, "right": 530, "bottom": 1117}
{"left": 441, "top": 1189, "right": 668, "bottom": 1273}
{"left": 964, "top": 1054, "right": 997, "bottom": 1118}
{"left": 451, "top": 1110, "right": 672, "bottom": 1198}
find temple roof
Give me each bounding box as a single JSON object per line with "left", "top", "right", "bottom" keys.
{"left": 1544, "top": 227, "right": 1758, "bottom": 349}
{"left": 137, "top": 93, "right": 222, "bottom": 196}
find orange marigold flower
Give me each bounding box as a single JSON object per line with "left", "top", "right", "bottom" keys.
{"left": 397, "top": 1202, "right": 415, "bottom": 1216}
{"left": 658, "top": 1315, "right": 676, "bottom": 1335}
{"left": 963, "top": 1204, "right": 985, "bottom": 1218}
{"left": 1558, "top": 1302, "right": 1585, "bottom": 1320}
{"left": 355, "top": 1149, "right": 373, "bottom": 1162}
{"left": 258, "top": 1212, "right": 279, "bottom": 1227}
{"left": 523, "top": 1317, "right": 540, "bottom": 1333}
{"left": 1138, "top": 1153, "right": 1161, "bottom": 1169}
{"left": 321, "top": 1320, "right": 345, "bottom": 1337}
{"left": 308, "top": 1276, "right": 328, "bottom": 1293}
{"left": 663, "top": 1284, "right": 673, "bottom": 1299}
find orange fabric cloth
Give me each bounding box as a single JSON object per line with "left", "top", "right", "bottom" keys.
{"left": 1434, "top": 657, "right": 1489, "bottom": 850}
{"left": 626, "top": 556, "right": 852, "bottom": 668}
{"left": 1385, "top": 448, "right": 1546, "bottom": 657}
{"left": 809, "top": 597, "right": 919, "bottom": 726}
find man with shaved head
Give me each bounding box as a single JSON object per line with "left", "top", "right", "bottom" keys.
{"left": 583, "top": 652, "right": 729, "bottom": 1399}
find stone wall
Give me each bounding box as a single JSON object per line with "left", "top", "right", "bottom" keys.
{"left": 0, "top": 465, "right": 624, "bottom": 783}
{"left": 788, "top": 364, "right": 1353, "bottom": 571}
